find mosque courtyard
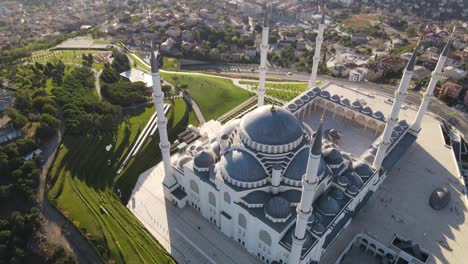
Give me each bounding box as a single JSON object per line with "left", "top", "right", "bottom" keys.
{"left": 127, "top": 80, "right": 468, "bottom": 264}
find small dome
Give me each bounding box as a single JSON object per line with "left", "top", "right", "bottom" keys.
{"left": 287, "top": 103, "right": 297, "bottom": 111}
{"left": 301, "top": 95, "right": 310, "bottom": 102}
{"left": 337, "top": 176, "right": 350, "bottom": 187}
{"left": 398, "top": 120, "right": 409, "bottom": 128}
{"left": 430, "top": 187, "right": 451, "bottom": 210}
{"left": 177, "top": 155, "right": 193, "bottom": 169}
{"left": 394, "top": 125, "right": 403, "bottom": 133}
{"left": 308, "top": 211, "right": 323, "bottom": 224}
{"left": 306, "top": 90, "right": 316, "bottom": 97}
{"left": 361, "top": 106, "right": 372, "bottom": 115}
{"left": 294, "top": 98, "right": 304, "bottom": 106}
{"left": 221, "top": 149, "right": 268, "bottom": 182}
{"left": 312, "top": 223, "right": 325, "bottom": 235}
{"left": 351, "top": 100, "right": 362, "bottom": 110}
{"left": 194, "top": 151, "right": 215, "bottom": 169}
{"left": 323, "top": 147, "right": 344, "bottom": 165}
{"left": 265, "top": 196, "right": 290, "bottom": 219}
{"left": 347, "top": 185, "right": 359, "bottom": 195}
{"left": 320, "top": 90, "right": 330, "bottom": 98}
{"left": 391, "top": 131, "right": 399, "bottom": 139}
{"left": 330, "top": 94, "right": 340, "bottom": 102}
{"left": 317, "top": 196, "right": 341, "bottom": 216}
{"left": 373, "top": 111, "right": 384, "bottom": 120}
{"left": 353, "top": 161, "right": 373, "bottom": 177}
{"left": 195, "top": 146, "right": 203, "bottom": 152}
{"left": 312, "top": 87, "right": 321, "bottom": 95}
{"left": 340, "top": 98, "right": 350, "bottom": 106}
{"left": 240, "top": 105, "right": 303, "bottom": 146}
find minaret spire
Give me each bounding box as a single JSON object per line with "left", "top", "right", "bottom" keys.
{"left": 150, "top": 45, "right": 177, "bottom": 190}
{"left": 410, "top": 33, "right": 453, "bottom": 132}
{"left": 307, "top": 8, "right": 326, "bottom": 89}
{"left": 289, "top": 118, "right": 323, "bottom": 264}
{"left": 257, "top": 2, "right": 270, "bottom": 107}
{"left": 373, "top": 41, "right": 420, "bottom": 169}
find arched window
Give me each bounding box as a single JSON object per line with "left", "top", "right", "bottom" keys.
{"left": 209, "top": 192, "right": 216, "bottom": 206}
{"left": 259, "top": 230, "right": 272, "bottom": 246}
{"left": 224, "top": 192, "right": 231, "bottom": 204}
{"left": 238, "top": 213, "right": 247, "bottom": 229}
{"left": 190, "top": 180, "right": 199, "bottom": 194}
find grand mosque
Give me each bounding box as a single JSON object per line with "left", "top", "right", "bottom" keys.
{"left": 128, "top": 6, "right": 454, "bottom": 264}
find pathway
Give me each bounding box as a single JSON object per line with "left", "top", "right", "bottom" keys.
{"left": 38, "top": 118, "right": 101, "bottom": 264}
{"left": 183, "top": 93, "right": 206, "bottom": 125}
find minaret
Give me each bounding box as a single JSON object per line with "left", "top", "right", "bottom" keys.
{"left": 308, "top": 13, "right": 326, "bottom": 89}
{"left": 150, "top": 46, "right": 177, "bottom": 189}
{"left": 410, "top": 39, "right": 451, "bottom": 132}
{"left": 373, "top": 43, "right": 419, "bottom": 170}
{"left": 289, "top": 119, "right": 323, "bottom": 264}
{"left": 257, "top": 4, "right": 270, "bottom": 107}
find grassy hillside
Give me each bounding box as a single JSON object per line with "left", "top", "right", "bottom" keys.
{"left": 47, "top": 99, "right": 196, "bottom": 263}
{"left": 162, "top": 73, "right": 253, "bottom": 120}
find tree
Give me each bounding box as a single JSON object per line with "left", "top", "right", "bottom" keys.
{"left": 5, "top": 108, "right": 27, "bottom": 129}
{"left": 208, "top": 48, "right": 220, "bottom": 61}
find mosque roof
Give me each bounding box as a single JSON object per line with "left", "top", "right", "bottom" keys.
{"left": 265, "top": 196, "right": 291, "bottom": 219}
{"left": 322, "top": 147, "right": 344, "bottom": 165}
{"left": 221, "top": 149, "right": 268, "bottom": 182}
{"left": 352, "top": 161, "right": 374, "bottom": 177}
{"left": 194, "top": 150, "right": 215, "bottom": 168}
{"left": 240, "top": 105, "right": 303, "bottom": 146}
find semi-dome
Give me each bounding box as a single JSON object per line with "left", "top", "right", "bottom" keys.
{"left": 323, "top": 147, "right": 344, "bottom": 165}
{"left": 394, "top": 125, "right": 403, "bottom": 133}
{"left": 398, "top": 120, "right": 409, "bottom": 128}
{"left": 194, "top": 150, "right": 215, "bottom": 169}
{"left": 317, "top": 195, "right": 341, "bottom": 216}
{"left": 352, "top": 161, "right": 373, "bottom": 177}
{"left": 177, "top": 155, "right": 193, "bottom": 169}
{"left": 210, "top": 141, "right": 221, "bottom": 158}
{"left": 221, "top": 149, "right": 268, "bottom": 182}
{"left": 221, "top": 118, "right": 240, "bottom": 138}
{"left": 240, "top": 105, "right": 303, "bottom": 146}
{"left": 265, "top": 196, "right": 291, "bottom": 220}
{"left": 284, "top": 148, "right": 308, "bottom": 181}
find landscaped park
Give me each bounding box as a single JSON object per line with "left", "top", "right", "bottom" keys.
{"left": 46, "top": 50, "right": 254, "bottom": 263}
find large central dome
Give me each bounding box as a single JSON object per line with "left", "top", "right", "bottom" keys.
{"left": 239, "top": 105, "right": 303, "bottom": 148}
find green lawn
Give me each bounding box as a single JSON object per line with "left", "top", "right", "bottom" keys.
{"left": 31, "top": 50, "right": 106, "bottom": 71}
{"left": 47, "top": 98, "right": 197, "bottom": 263}
{"left": 161, "top": 73, "right": 253, "bottom": 120}
{"left": 239, "top": 80, "right": 322, "bottom": 102}
{"left": 162, "top": 57, "right": 180, "bottom": 71}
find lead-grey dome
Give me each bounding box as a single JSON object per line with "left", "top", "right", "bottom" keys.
{"left": 323, "top": 147, "right": 344, "bottom": 165}
{"left": 351, "top": 100, "right": 362, "bottom": 110}
{"left": 194, "top": 151, "right": 215, "bottom": 169}
{"left": 240, "top": 105, "right": 303, "bottom": 146}
{"left": 312, "top": 87, "right": 321, "bottom": 95}
{"left": 284, "top": 149, "right": 328, "bottom": 181}
{"left": 373, "top": 111, "right": 384, "bottom": 120}
{"left": 361, "top": 106, "right": 372, "bottom": 115}
{"left": 340, "top": 98, "right": 350, "bottom": 107}
{"left": 320, "top": 90, "right": 330, "bottom": 98}
{"left": 353, "top": 161, "right": 373, "bottom": 177}
{"left": 265, "top": 196, "right": 290, "bottom": 219}
{"left": 221, "top": 149, "right": 268, "bottom": 182}
{"left": 317, "top": 195, "right": 340, "bottom": 216}
{"left": 330, "top": 94, "right": 340, "bottom": 102}
{"left": 430, "top": 187, "right": 451, "bottom": 210}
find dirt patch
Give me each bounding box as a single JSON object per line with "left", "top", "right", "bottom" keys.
{"left": 344, "top": 14, "right": 379, "bottom": 29}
